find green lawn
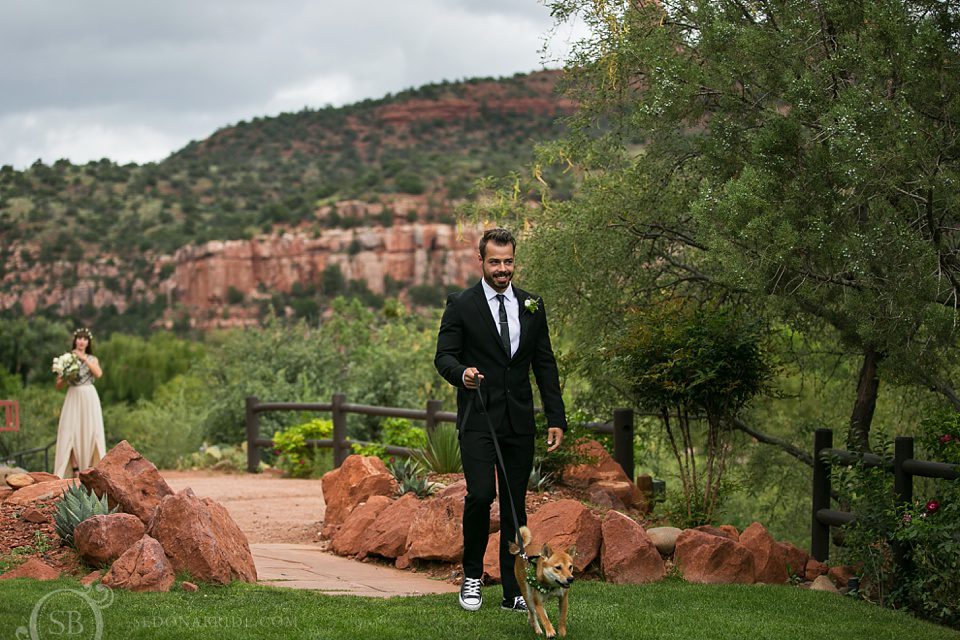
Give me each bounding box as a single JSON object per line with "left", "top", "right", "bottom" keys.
{"left": 1, "top": 578, "right": 957, "bottom": 640}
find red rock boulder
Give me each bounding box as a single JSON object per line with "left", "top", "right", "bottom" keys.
{"left": 80, "top": 570, "right": 102, "bottom": 586}
{"left": 29, "top": 472, "right": 60, "bottom": 483}
{"left": 0, "top": 558, "right": 60, "bottom": 581}
{"left": 5, "top": 473, "right": 35, "bottom": 490}
{"left": 74, "top": 513, "right": 146, "bottom": 566}
{"left": 592, "top": 480, "right": 646, "bottom": 509}
{"left": 563, "top": 441, "right": 630, "bottom": 487}
{"left": 527, "top": 499, "right": 602, "bottom": 573}
{"left": 331, "top": 495, "right": 393, "bottom": 557}
{"left": 5, "top": 479, "right": 78, "bottom": 505}
{"left": 674, "top": 528, "right": 756, "bottom": 584}
{"left": 587, "top": 485, "right": 626, "bottom": 510}
{"left": 805, "top": 558, "right": 828, "bottom": 581}
{"left": 828, "top": 565, "right": 856, "bottom": 589}
{"left": 147, "top": 488, "right": 257, "bottom": 584}
{"left": 320, "top": 455, "right": 397, "bottom": 536}
{"left": 695, "top": 525, "right": 739, "bottom": 541}
{"left": 600, "top": 511, "right": 666, "bottom": 584}
{"left": 739, "top": 522, "right": 788, "bottom": 584}
{"left": 362, "top": 493, "right": 424, "bottom": 559}
{"left": 780, "top": 541, "right": 810, "bottom": 580}
{"left": 482, "top": 532, "right": 502, "bottom": 582}
{"left": 102, "top": 535, "right": 175, "bottom": 592}
{"left": 404, "top": 491, "right": 465, "bottom": 563}
{"left": 79, "top": 440, "right": 173, "bottom": 525}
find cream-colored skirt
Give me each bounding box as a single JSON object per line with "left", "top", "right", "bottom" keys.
{"left": 53, "top": 384, "right": 106, "bottom": 478}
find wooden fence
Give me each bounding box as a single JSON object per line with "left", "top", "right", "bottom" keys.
{"left": 245, "top": 394, "right": 635, "bottom": 478}
{"left": 811, "top": 428, "right": 959, "bottom": 572}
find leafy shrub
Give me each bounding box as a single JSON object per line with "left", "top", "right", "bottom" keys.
{"left": 614, "top": 302, "right": 772, "bottom": 525}
{"left": 179, "top": 442, "right": 252, "bottom": 473}
{"left": 837, "top": 415, "right": 960, "bottom": 629}
{"left": 351, "top": 442, "right": 387, "bottom": 458}
{"left": 890, "top": 414, "right": 960, "bottom": 628}
{"left": 273, "top": 418, "right": 334, "bottom": 478}
{"left": 382, "top": 417, "right": 427, "bottom": 449}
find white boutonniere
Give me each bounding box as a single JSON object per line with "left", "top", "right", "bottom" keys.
{"left": 524, "top": 298, "right": 540, "bottom": 314}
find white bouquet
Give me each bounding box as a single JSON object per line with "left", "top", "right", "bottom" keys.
{"left": 52, "top": 352, "right": 81, "bottom": 382}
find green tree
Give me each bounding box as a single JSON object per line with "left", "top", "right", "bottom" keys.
{"left": 518, "top": 0, "right": 960, "bottom": 453}
{"left": 615, "top": 301, "right": 773, "bottom": 525}
{"left": 0, "top": 318, "right": 70, "bottom": 383}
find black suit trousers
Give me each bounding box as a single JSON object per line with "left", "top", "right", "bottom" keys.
{"left": 459, "top": 426, "right": 534, "bottom": 600}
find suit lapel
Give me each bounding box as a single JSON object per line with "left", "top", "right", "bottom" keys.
{"left": 471, "top": 282, "right": 507, "bottom": 354}
{"left": 515, "top": 288, "right": 535, "bottom": 358}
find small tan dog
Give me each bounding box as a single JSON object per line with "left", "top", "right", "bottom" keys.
{"left": 509, "top": 526, "right": 575, "bottom": 638}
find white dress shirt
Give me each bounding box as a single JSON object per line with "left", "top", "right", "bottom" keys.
{"left": 481, "top": 278, "right": 520, "bottom": 358}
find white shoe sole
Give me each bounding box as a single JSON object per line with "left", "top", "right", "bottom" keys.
{"left": 458, "top": 595, "right": 482, "bottom": 611}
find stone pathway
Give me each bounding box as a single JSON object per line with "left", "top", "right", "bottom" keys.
{"left": 253, "top": 543, "right": 457, "bottom": 596}
{"left": 165, "top": 471, "right": 458, "bottom": 597}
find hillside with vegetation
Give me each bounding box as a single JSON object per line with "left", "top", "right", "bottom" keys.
{"left": 0, "top": 70, "right": 573, "bottom": 333}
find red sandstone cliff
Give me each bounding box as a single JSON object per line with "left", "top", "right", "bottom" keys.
{"left": 1, "top": 222, "right": 486, "bottom": 329}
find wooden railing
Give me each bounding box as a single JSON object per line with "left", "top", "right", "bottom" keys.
{"left": 244, "top": 394, "right": 635, "bottom": 478}
{"left": 811, "top": 428, "right": 959, "bottom": 572}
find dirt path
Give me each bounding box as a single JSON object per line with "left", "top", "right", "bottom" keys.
{"left": 163, "top": 470, "right": 325, "bottom": 545}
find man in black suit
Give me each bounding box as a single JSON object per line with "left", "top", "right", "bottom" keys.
{"left": 435, "top": 227, "right": 567, "bottom": 613}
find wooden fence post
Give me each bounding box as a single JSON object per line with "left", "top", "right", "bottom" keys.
{"left": 613, "top": 409, "right": 634, "bottom": 482}
{"left": 332, "top": 393, "right": 347, "bottom": 467}
{"left": 425, "top": 399, "right": 442, "bottom": 437}
{"left": 893, "top": 436, "right": 915, "bottom": 578}
{"left": 811, "top": 428, "right": 833, "bottom": 562}
{"left": 245, "top": 396, "right": 260, "bottom": 473}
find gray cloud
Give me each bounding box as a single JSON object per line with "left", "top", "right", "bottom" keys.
{"left": 0, "top": 0, "right": 582, "bottom": 167}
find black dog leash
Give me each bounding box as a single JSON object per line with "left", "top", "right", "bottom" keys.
{"left": 472, "top": 380, "right": 529, "bottom": 561}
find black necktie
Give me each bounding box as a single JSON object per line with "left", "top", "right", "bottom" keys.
{"left": 496, "top": 294, "right": 510, "bottom": 356}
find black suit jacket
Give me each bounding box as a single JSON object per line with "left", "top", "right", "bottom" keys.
{"left": 435, "top": 281, "right": 567, "bottom": 435}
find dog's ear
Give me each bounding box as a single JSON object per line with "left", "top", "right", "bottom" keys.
{"left": 541, "top": 543, "right": 552, "bottom": 558}
{"left": 567, "top": 544, "right": 577, "bottom": 559}
{"left": 509, "top": 541, "right": 519, "bottom": 554}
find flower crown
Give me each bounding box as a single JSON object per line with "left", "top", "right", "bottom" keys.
{"left": 73, "top": 328, "right": 93, "bottom": 340}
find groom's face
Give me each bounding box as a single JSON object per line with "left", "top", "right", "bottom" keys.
{"left": 480, "top": 242, "right": 515, "bottom": 293}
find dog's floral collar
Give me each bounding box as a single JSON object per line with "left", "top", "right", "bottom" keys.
{"left": 525, "top": 561, "right": 551, "bottom": 595}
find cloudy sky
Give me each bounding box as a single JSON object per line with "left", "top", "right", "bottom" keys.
{"left": 0, "top": 1, "right": 585, "bottom": 169}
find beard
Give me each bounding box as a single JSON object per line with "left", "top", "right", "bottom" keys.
{"left": 485, "top": 270, "right": 512, "bottom": 291}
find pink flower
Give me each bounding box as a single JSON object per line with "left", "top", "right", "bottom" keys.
{"left": 926, "top": 500, "right": 940, "bottom": 514}
{"left": 299, "top": 459, "right": 306, "bottom": 465}
{"left": 902, "top": 513, "right": 912, "bottom": 524}
{"left": 940, "top": 434, "right": 954, "bottom": 445}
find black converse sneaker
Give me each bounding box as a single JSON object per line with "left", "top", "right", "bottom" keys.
{"left": 501, "top": 595, "right": 528, "bottom": 612}
{"left": 459, "top": 577, "right": 483, "bottom": 611}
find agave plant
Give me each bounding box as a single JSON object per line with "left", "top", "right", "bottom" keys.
{"left": 387, "top": 457, "right": 436, "bottom": 498}
{"left": 417, "top": 423, "right": 462, "bottom": 474}
{"left": 528, "top": 461, "right": 556, "bottom": 493}
{"left": 53, "top": 483, "right": 118, "bottom": 547}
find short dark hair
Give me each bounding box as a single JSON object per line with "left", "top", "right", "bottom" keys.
{"left": 479, "top": 228, "right": 516, "bottom": 258}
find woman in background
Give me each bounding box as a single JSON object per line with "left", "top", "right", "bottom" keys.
{"left": 54, "top": 328, "right": 106, "bottom": 478}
